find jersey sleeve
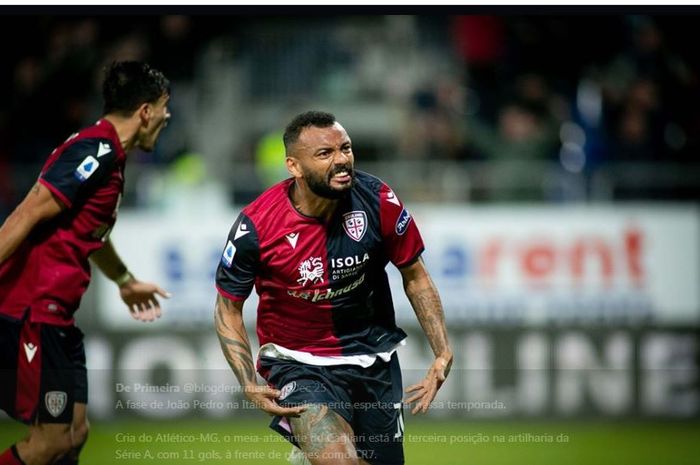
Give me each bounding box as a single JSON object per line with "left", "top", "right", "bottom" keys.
{"left": 378, "top": 183, "right": 425, "bottom": 268}
{"left": 215, "top": 212, "right": 260, "bottom": 301}
{"left": 39, "top": 138, "right": 117, "bottom": 208}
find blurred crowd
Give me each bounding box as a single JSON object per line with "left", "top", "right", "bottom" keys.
{"left": 1, "top": 14, "right": 699, "bottom": 214}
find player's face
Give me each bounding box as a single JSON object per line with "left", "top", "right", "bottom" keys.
{"left": 292, "top": 123, "right": 355, "bottom": 199}
{"left": 137, "top": 94, "right": 170, "bottom": 152}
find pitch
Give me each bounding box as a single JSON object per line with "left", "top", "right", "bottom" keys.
{"left": 0, "top": 418, "right": 697, "bottom": 464}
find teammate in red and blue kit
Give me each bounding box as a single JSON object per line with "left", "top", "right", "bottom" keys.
{"left": 215, "top": 111, "right": 453, "bottom": 465}
{"left": 0, "top": 62, "right": 171, "bottom": 465}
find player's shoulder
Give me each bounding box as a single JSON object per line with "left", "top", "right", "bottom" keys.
{"left": 241, "top": 178, "right": 294, "bottom": 225}
{"left": 56, "top": 119, "right": 120, "bottom": 156}
{"left": 352, "top": 170, "right": 392, "bottom": 197}
{"left": 354, "top": 170, "right": 383, "bottom": 188}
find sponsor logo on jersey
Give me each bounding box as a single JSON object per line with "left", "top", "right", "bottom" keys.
{"left": 23, "top": 342, "right": 37, "bottom": 363}
{"left": 289, "top": 273, "right": 365, "bottom": 302}
{"left": 285, "top": 232, "right": 299, "bottom": 249}
{"left": 234, "top": 222, "right": 250, "bottom": 241}
{"left": 279, "top": 381, "right": 296, "bottom": 401}
{"left": 330, "top": 254, "right": 370, "bottom": 269}
{"left": 45, "top": 391, "right": 67, "bottom": 418}
{"left": 386, "top": 189, "right": 401, "bottom": 206}
{"left": 74, "top": 155, "right": 99, "bottom": 182}
{"left": 221, "top": 241, "right": 236, "bottom": 267}
{"left": 297, "top": 257, "right": 324, "bottom": 286}
{"left": 330, "top": 253, "right": 370, "bottom": 280}
{"left": 97, "top": 141, "right": 112, "bottom": 158}
{"left": 395, "top": 208, "right": 412, "bottom": 236}
{"left": 342, "top": 211, "right": 367, "bottom": 242}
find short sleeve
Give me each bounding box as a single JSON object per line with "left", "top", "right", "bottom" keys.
{"left": 39, "top": 138, "right": 117, "bottom": 208}
{"left": 215, "top": 212, "right": 260, "bottom": 301}
{"left": 379, "top": 184, "right": 425, "bottom": 268}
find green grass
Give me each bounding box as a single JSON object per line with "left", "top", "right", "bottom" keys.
{"left": 1, "top": 418, "right": 699, "bottom": 464}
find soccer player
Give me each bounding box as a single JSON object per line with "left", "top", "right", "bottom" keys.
{"left": 215, "top": 111, "right": 453, "bottom": 465}
{"left": 0, "top": 61, "right": 171, "bottom": 465}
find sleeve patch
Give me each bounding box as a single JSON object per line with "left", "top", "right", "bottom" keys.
{"left": 395, "top": 208, "right": 412, "bottom": 236}
{"left": 221, "top": 241, "right": 236, "bottom": 267}
{"left": 74, "top": 156, "right": 100, "bottom": 182}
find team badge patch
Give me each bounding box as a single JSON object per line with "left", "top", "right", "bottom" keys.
{"left": 221, "top": 241, "right": 236, "bottom": 267}
{"left": 45, "top": 391, "right": 67, "bottom": 418}
{"left": 342, "top": 211, "right": 367, "bottom": 242}
{"left": 74, "top": 155, "right": 99, "bottom": 182}
{"left": 395, "top": 208, "right": 412, "bottom": 236}
{"left": 279, "top": 381, "right": 296, "bottom": 401}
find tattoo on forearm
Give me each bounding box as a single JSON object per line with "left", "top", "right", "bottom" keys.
{"left": 215, "top": 295, "right": 256, "bottom": 386}
{"left": 408, "top": 281, "right": 450, "bottom": 357}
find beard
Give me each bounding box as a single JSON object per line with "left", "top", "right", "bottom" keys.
{"left": 305, "top": 164, "right": 355, "bottom": 199}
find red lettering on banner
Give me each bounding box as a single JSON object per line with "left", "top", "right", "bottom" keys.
{"left": 625, "top": 226, "right": 644, "bottom": 287}
{"left": 570, "top": 238, "right": 613, "bottom": 288}
{"left": 522, "top": 244, "right": 556, "bottom": 282}
{"left": 475, "top": 225, "right": 646, "bottom": 288}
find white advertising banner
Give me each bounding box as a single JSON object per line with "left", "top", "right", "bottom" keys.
{"left": 96, "top": 205, "right": 700, "bottom": 328}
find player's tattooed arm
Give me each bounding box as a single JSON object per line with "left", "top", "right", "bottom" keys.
{"left": 214, "top": 294, "right": 257, "bottom": 386}
{"left": 0, "top": 182, "right": 63, "bottom": 264}
{"left": 400, "top": 257, "right": 453, "bottom": 414}
{"left": 214, "top": 294, "right": 307, "bottom": 418}
{"left": 401, "top": 257, "right": 452, "bottom": 360}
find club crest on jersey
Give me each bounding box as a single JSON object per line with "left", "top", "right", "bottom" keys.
{"left": 395, "top": 208, "right": 412, "bottom": 236}
{"left": 45, "top": 391, "right": 67, "bottom": 418}
{"left": 342, "top": 211, "right": 367, "bottom": 242}
{"left": 74, "top": 155, "right": 99, "bottom": 182}
{"left": 297, "top": 256, "right": 324, "bottom": 286}
{"left": 221, "top": 241, "right": 236, "bottom": 268}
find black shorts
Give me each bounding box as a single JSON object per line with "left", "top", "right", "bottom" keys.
{"left": 260, "top": 353, "right": 405, "bottom": 465}
{"left": 0, "top": 313, "right": 87, "bottom": 424}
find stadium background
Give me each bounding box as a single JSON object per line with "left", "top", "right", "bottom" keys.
{"left": 1, "top": 11, "right": 699, "bottom": 464}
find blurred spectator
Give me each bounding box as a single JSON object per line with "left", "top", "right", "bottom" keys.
{"left": 464, "top": 96, "right": 561, "bottom": 201}
{"left": 399, "top": 78, "right": 466, "bottom": 161}
{"left": 0, "top": 14, "right": 698, "bottom": 207}
{"left": 601, "top": 16, "right": 696, "bottom": 164}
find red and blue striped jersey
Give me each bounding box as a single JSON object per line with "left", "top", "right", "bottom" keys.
{"left": 0, "top": 119, "right": 125, "bottom": 326}
{"left": 216, "top": 171, "right": 424, "bottom": 356}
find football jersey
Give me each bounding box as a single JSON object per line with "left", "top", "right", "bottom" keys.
{"left": 0, "top": 119, "right": 126, "bottom": 326}
{"left": 216, "top": 171, "right": 424, "bottom": 357}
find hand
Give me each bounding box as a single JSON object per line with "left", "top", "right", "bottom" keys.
{"left": 119, "top": 278, "right": 170, "bottom": 322}
{"left": 404, "top": 353, "right": 453, "bottom": 414}
{"left": 244, "top": 384, "right": 308, "bottom": 417}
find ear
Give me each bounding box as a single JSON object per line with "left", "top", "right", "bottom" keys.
{"left": 137, "top": 102, "right": 152, "bottom": 127}
{"left": 286, "top": 156, "right": 302, "bottom": 179}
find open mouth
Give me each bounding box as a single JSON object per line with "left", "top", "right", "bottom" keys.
{"left": 331, "top": 169, "right": 352, "bottom": 183}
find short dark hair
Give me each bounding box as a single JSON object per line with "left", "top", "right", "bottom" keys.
{"left": 102, "top": 61, "right": 170, "bottom": 115}
{"left": 283, "top": 111, "right": 336, "bottom": 151}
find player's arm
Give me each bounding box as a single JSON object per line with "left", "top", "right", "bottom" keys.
{"left": 90, "top": 239, "right": 170, "bottom": 322}
{"left": 400, "top": 257, "right": 453, "bottom": 414}
{"left": 0, "top": 182, "right": 64, "bottom": 264}
{"left": 214, "top": 293, "right": 305, "bottom": 417}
